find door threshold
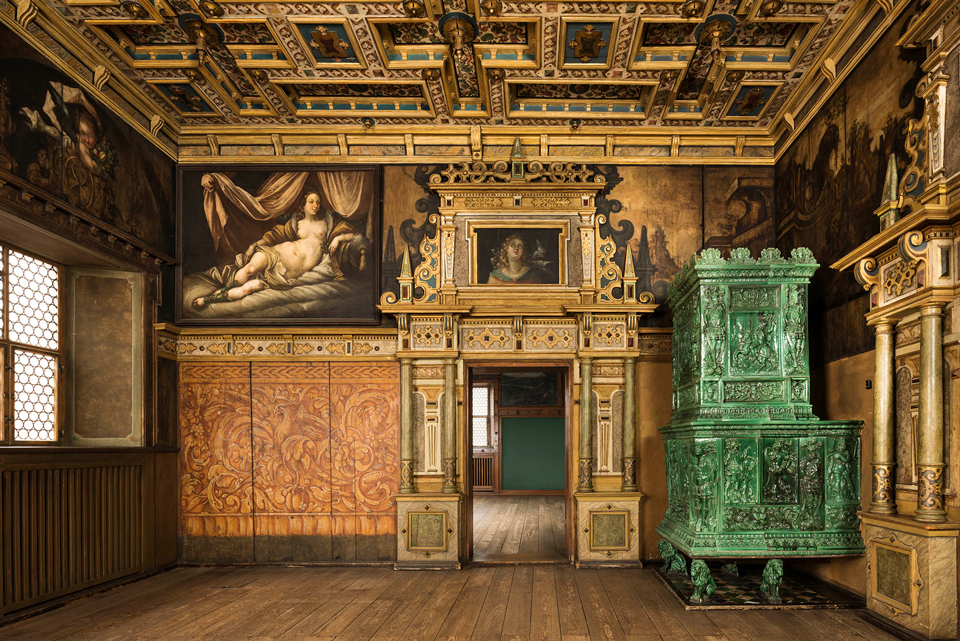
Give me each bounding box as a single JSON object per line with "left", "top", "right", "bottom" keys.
{"left": 471, "top": 554, "right": 569, "bottom": 565}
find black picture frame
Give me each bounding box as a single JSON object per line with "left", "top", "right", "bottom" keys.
{"left": 176, "top": 164, "right": 382, "bottom": 326}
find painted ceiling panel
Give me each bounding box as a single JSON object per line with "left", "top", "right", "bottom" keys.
{"left": 16, "top": 0, "right": 897, "bottom": 137}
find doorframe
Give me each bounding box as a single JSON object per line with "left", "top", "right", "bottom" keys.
{"left": 463, "top": 360, "right": 573, "bottom": 564}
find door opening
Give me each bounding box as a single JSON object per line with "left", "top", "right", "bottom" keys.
{"left": 467, "top": 366, "right": 569, "bottom": 564}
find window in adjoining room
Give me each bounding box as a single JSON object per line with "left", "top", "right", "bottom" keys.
{"left": 472, "top": 384, "right": 493, "bottom": 448}
{"left": 0, "top": 245, "right": 61, "bottom": 444}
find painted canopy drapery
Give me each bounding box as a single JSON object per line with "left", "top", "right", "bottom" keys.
{"left": 201, "top": 170, "right": 375, "bottom": 265}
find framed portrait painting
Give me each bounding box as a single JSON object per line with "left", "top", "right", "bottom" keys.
{"left": 469, "top": 222, "right": 568, "bottom": 286}
{"left": 177, "top": 165, "right": 381, "bottom": 325}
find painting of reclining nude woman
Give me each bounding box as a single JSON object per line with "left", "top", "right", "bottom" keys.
{"left": 178, "top": 167, "right": 380, "bottom": 324}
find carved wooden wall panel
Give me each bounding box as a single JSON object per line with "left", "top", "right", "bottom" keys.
{"left": 179, "top": 363, "right": 254, "bottom": 562}
{"left": 178, "top": 361, "right": 399, "bottom": 563}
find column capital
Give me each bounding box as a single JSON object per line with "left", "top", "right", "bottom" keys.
{"left": 920, "top": 302, "right": 945, "bottom": 317}
{"left": 870, "top": 319, "right": 897, "bottom": 334}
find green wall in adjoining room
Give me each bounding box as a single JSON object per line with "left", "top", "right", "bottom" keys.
{"left": 500, "top": 417, "right": 565, "bottom": 491}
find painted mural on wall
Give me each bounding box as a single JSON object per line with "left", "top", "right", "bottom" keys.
{"left": 0, "top": 24, "right": 175, "bottom": 255}
{"left": 381, "top": 164, "right": 773, "bottom": 313}
{"left": 775, "top": 5, "right": 924, "bottom": 366}
{"left": 179, "top": 167, "right": 380, "bottom": 324}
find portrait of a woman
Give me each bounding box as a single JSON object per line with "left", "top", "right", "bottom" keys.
{"left": 486, "top": 233, "right": 548, "bottom": 285}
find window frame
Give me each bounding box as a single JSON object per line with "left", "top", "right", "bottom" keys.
{"left": 471, "top": 381, "right": 495, "bottom": 451}
{"left": 0, "top": 244, "right": 65, "bottom": 446}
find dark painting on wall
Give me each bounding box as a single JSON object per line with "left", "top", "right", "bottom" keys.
{"left": 178, "top": 166, "right": 381, "bottom": 324}
{"left": 0, "top": 23, "right": 175, "bottom": 255}
{"left": 703, "top": 166, "right": 774, "bottom": 259}
{"left": 471, "top": 225, "right": 565, "bottom": 285}
{"left": 775, "top": 4, "right": 924, "bottom": 365}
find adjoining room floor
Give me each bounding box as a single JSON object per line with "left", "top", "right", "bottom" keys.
{"left": 473, "top": 495, "right": 565, "bottom": 563}
{"left": 0, "top": 566, "right": 896, "bottom": 641}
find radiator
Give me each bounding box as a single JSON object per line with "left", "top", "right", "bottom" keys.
{"left": 0, "top": 464, "right": 143, "bottom": 615}
{"left": 472, "top": 454, "right": 494, "bottom": 492}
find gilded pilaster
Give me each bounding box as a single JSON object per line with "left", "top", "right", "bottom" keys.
{"left": 442, "top": 358, "right": 458, "bottom": 493}
{"left": 400, "top": 358, "right": 415, "bottom": 493}
{"left": 916, "top": 304, "right": 945, "bottom": 522}
{"left": 579, "top": 356, "right": 594, "bottom": 492}
{"left": 870, "top": 320, "right": 897, "bottom": 514}
{"left": 622, "top": 356, "right": 637, "bottom": 491}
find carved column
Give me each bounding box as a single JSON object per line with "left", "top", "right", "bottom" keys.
{"left": 400, "top": 358, "right": 416, "bottom": 493}
{"left": 442, "top": 358, "right": 458, "bottom": 493}
{"left": 916, "top": 304, "right": 946, "bottom": 522}
{"left": 622, "top": 356, "right": 637, "bottom": 491}
{"left": 869, "top": 320, "right": 897, "bottom": 514}
{"left": 579, "top": 357, "right": 594, "bottom": 492}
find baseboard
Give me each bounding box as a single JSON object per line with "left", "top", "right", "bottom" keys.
{"left": 860, "top": 608, "right": 954, "bottom": 641}
{"left": 0, "top": 564, "right": 177, "bottom": 629}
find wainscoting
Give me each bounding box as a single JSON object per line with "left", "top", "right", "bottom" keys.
{"left": 0, "top": 450, "right": 177, "bottom": 618}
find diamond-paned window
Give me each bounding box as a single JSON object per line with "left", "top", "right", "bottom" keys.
{"left": 13, "top": 349, "right": 57, "bottom": 442}
{"left": 472, "top": 385, "right": 491, "bottom": 447}
{"left": 9, "top": 249, "right": 59, "bottom": 350}
{"left": 1, "top": 245, "right": 61, "bottom": 444}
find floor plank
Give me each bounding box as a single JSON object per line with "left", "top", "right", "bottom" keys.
{"left": 0, "top": 566, "right": 894, "bottom": 641}
{"left": 473, "top": 495, "right": 565, "bottom": 562}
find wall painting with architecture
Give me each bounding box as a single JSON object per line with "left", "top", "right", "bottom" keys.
{"left": 775, "top": 5, "right": 924, "bottom": 367}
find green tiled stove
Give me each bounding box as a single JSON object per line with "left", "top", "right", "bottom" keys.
{"left": 657, "top": 247, "right": 864, "bottom": 603}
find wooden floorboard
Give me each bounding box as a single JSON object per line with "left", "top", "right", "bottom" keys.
{"left": 0, "top": 566, "right": 893, "bottom": 641}
{"left": 474, "top": 495, "right": 565, "bottom": 562}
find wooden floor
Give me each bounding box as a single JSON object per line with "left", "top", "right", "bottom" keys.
{"left": 473, "top": 495, "right": 565, "bottom": 563}
{"left": 0, "top": 566, "right": 898, "bottom": 641}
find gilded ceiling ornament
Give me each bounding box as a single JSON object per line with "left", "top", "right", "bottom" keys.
{"left": 568, "top": 25, "right": 607, "bottom": 63}
{"left": 480, "top": 0, "right": 502, "bottom": 17}
{"left": 166, "top": 85, "right": 204, "bottom": 112}
{"left": 310, "top": 25, "right": 349, "bottom": 60}
{"left": 248, "top": 68, "right": 267, "bottom": 84}
{"left": 680, "top": 0, "right": 706, "bottom": 19}
{"left": 758, "top": 0, "right": 784, "bottom": 17}
{"left": 422, "top": 68, "right": 441, "bottom": 82}
{"left": 182, "top": 18, "right": 221, "bottom": 65}
{"left": 198, "top": 0, "right": 224, "bottom": 18}
{"left": 121, "top": 1, "right": 148, "bottom": 19}
{"left": 659, "top": 69, "right": 679, "bottom": 85}
{"left": 726, "top": 70, "right": 745, "bottom": 84}
{"left": 401, "top": 0, "right": 426, "bottom": 18}
{"left": 439, "top": 12, "right": 478, "bottom": 63}
{"left": 734, "top": 87, "right": 768, "bottom": 116}
{"left": 487, "top": 68, "right": 505, "bottom": 83}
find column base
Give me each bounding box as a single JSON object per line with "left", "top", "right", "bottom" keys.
{"left": 400, "top": 459, "right": 416, "bottom": 494}
{"left": 869, "top": 463, "right": 896, "bottom": 515}
{"left": 621, "top": 457, "right": 637, "bottom": 492}
{"left": 442, "top": 458, "right": 457, "bottom": 494}
{"left": 916, "top": 465, "right": 946, "bottom": 523}
{"left": 577, "top": 458, "right": 594, "bottom": 493}
{"left": 396, "top": 493, "right": 462, "bottom": 569}
{"left": 860, "top": 512, "right": 960, "bottom": 640}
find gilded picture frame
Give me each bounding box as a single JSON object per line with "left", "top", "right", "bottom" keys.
{"left": 468, "top": 220, "right": 569, "bottom": 287}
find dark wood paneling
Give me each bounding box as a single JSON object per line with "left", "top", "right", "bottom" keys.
{"left": 0, "top": 450, "right": 175, "bottom": 619}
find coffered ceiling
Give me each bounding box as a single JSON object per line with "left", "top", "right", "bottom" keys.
{"left": 3, "top": 0, "right": 912, "bottom": 162}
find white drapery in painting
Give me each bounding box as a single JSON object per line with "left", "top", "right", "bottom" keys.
{"left": 200, "top": 170, "right": 374, "bottom": 265}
